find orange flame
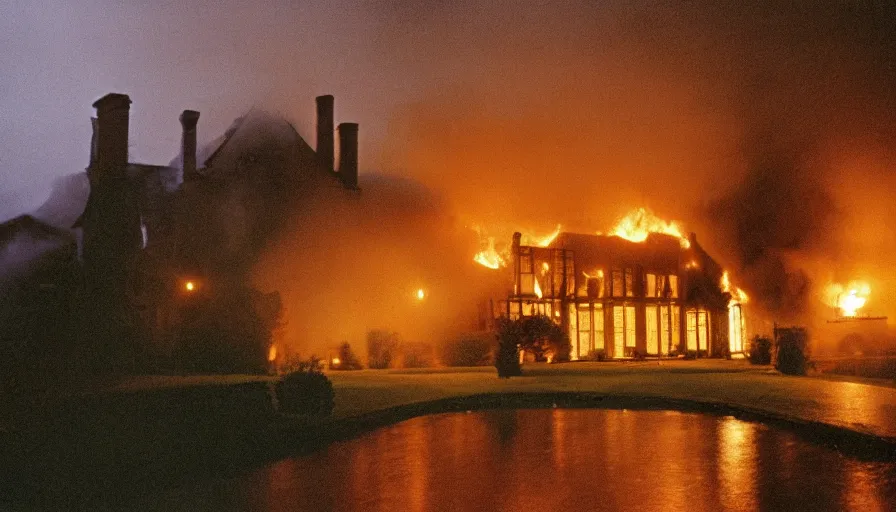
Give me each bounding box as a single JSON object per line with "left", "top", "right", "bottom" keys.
{"left": 534, "top": 277, "right": 543, "bottom": 299}
{"left": 472, "top": 224, "right": 560, "bottom": 269}
{"left": 533, "top": 224, "right": 562, "bottom": 247}
{"left": 608, "top": 208, "right": 690, "bottom": 249}
{"left": 473, "top": 235, "right": 507, "bottom": 269}
{"left": 583, "top": 269, "right": 604, "bottom": 279}
{"left": 721, "top": 271, "right": 749, "bottom": 306}
{"left": 267, "top": 344, "right": 277, "bottom": 362}
{"left": 826, "top": 281, "right": 870, "bottom": 317}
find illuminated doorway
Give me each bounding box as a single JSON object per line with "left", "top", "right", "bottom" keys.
{"left": 728, "top": 304, "right": 745, "bottom": 353}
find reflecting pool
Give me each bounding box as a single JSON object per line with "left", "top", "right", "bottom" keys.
{"left": 133, "top": 409, "right": 896, "bottom": 511}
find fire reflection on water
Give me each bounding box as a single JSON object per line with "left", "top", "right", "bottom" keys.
{"left": 718, "top": 416, "right": 758, "bottom": 511}
{"left": 136, "top": 409, "right": 896, "bottom": 511}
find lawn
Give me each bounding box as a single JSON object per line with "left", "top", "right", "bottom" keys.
{"left": 326, "top": 360, "right": 896, "bottom": 439}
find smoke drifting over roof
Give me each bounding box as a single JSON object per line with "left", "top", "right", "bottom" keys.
{"left": 3, "top": 1, "right": 895, "bottom": 333}
{"left": 374, "top": 2, "right": 896, "bottom": 325}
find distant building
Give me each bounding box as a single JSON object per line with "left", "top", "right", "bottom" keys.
{"left": 499, "top": 231, "right": 745, "bottom": 359}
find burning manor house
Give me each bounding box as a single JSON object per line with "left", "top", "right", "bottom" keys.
{"left": 483, "top": 211, "right": 749, "bottom": 360}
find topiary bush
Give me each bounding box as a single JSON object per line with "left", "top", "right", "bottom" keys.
{"left": 748, "top": 336, "right": 772, "bottom": 365}
{"left": 519, "top": 315, "right": 571, "bottom": 362}
{"left": 775, "top": 328, "right": 810, "bottom": 376}
{"left": 275, "top": 358, "right": 335, "bottom": 416}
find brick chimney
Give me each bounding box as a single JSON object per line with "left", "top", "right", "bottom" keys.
{"left": 179, "top": 110, "right": 200, "bottom": 181}
{"left": 90, "top": 93, "right": 131, "bottom": 182}
{"left": 316, "top": 95, "right": 335, "bottom": 171}
{"left": 338, "top": 122, "right": 358, "bottom": 189}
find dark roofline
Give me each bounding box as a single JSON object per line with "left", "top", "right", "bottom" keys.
{"left": 1, "top": 214, "right": 75, "bottom": 243}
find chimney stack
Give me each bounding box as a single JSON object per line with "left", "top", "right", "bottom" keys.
{"left": 316, "top": 95, "right": 335, "bottom": 171}
{"left": 338, "top": 122, "right": 359, "bottom": 189}
{"left": 179, "top": 110, "right": 200, "bottom": 182}
{"left": 90, "top": 93, "right": 131, "bottom": 182}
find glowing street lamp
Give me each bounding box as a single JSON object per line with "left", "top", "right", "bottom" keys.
{"left": 184, "top": 281, "right": 195, "bottom": 292}
{"left": 416, "top": 288, "right": 426, "bottom": 301}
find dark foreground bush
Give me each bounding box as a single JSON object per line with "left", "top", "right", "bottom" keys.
{"left": 495, "top": 318, "right": 522, "bottom": 378}
{"left": 683, "top": 350, "right": 698, "bottom": 360}
{"left": 776, "top": 328, "right": 810, "bottom": 376}
{"left": 748, "top": 336, "right": 772, "bottom": 365}
{"left": 442, "top": 332, "right": 493, "bottom": 366}
{"left": 276, "top": 363, "right": 334, "bottom": 415}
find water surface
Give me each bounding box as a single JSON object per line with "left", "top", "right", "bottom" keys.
{"left": 134, "top": 409, "right": 896, "bottom": 511}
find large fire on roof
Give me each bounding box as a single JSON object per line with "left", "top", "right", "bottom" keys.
{"left": 472, "top": 208, "right": 688, "bottom": 270}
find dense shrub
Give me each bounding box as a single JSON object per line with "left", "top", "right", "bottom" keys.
{"left": 275, "top": 358, "right": 334, "bottom": 415}
{"left": 683, "top": 350, "right": 698, "bottom": 360}
{"left": 442, "top": 332, "right": 493, "bottom": 367}
{"left": 775, "top": 328, "right": 810, "bottom": 376}
{"left": 495, "top": 318, "right": 522, "bottom": 378}
{"left": 748, "top": 336, "right": 773, "bottom": 365}
{"left": 332, "top": 342, "right": 363, "bottom": 370}
{"left": 519, "top": 315, "right": 571, "bottom": 362}
{"left": 402, "top": 342, "right": 435, "bottom": 368}
{"left": 631, "top": 349, "right": 647, "bottom": 361}
{"left": 367, "top": 329, "right": 401, "bottom": 369}
{"left": 587, "top": 349, "right": 608, "bottom": 362}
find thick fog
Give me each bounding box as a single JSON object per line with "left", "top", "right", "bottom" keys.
{"left": 3, "top": 1, "right": 895, "bottom": 345}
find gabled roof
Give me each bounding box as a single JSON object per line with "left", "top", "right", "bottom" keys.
{"left": 173, "top": 108, "right": 337, "bottom": 187}
{"left": 0, "top": 214, "right": 74, "bottom": 244}
{"left": 187, "top": 108, "right": 341, "bottom": 185}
